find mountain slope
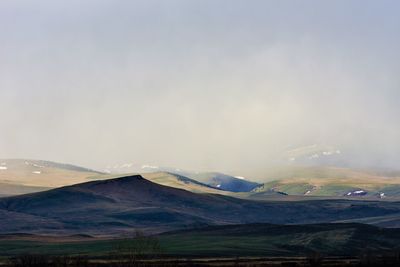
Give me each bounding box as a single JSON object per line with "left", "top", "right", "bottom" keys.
{"left": 101, "top": 162, "right": 261, "bottom": 193}
{"left": 253, "top": 165, "right": 400, "bottom": 199}
{"left": 0, "top": 159, "right": 103, "bottom": 188}
{"left": 0, "top": 182, "right": 50, "bottom": 197}
{"left": 141, "top": 172, "right": 229, "bottom": 194}
{"left": 0, "top": 175, "right": 400, "bottom": 236}
{"left": 187, "top": 172, "right": 261, "bottom": 192}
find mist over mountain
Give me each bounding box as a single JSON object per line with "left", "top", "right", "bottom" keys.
{"left": 1, "top": 1, "right": 400, "bottom": 173}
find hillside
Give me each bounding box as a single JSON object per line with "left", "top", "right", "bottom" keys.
{"left": 253, "top": 165, "right": 400, "bottom": 199}
{"left": 0, "top": 159, "right": 103, "bottom": 188}
{"left": 187, "top": 172, "right": 261, "bottom": 192}
{"left": 102, "top": 163, "right": 261, "bottom": 193}
{"left": 0, "top": 182, "right": 49, "bottom": 197}
{"left": 141, "top": 172, "right": 230, "bottom": 194}
{"left": 0, "top": 175, "right": 400, "bottom": 236}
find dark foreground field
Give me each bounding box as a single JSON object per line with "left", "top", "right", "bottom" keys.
{"left": 2, "top": 255, "right": 400, "bottom": 267}
{"left": 1, "top": 223, "right": 400, "bottom": 266}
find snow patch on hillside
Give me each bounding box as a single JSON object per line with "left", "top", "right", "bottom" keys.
{"left": 25, "top": 161, "right": 44, "bottom": 168}
{"left": 142, "top": 165, "right": 159, "bottom": 169}
{"left": 347, "top": 190, "right": 367, "bottom": 196}
{"left": 120, "top": 163, "right": 133, "bottom": 168}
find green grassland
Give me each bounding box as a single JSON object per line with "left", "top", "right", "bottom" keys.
{"left": 1, "top": 223, "right": 399, "bottom": 258}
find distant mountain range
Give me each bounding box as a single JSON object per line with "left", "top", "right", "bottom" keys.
{"left": 2, "top": 159, "right": 400, "bottom": 201}
{"left": 103, "top": 163, "right": 260, "bottom": 192}
{"left": 0, "top": 174, "right": 400, "bottom": 237}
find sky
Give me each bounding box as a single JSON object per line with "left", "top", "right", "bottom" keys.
{"left": 1, "top": 0, "right": 400, "bottom": 173}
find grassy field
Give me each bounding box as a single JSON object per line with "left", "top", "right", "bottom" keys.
{"left": 0, "top": 223, "right": 400, "bottom": 266}
{"left": 1, "top": 223, "right": 399, "bottom": 258}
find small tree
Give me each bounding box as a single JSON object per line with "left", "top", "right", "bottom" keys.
{"left": 359, "top": 249, "right": 378, "bottom": 267}
{"left": 114, "top": 230, "right": 161, "bottom": 267}
{"left": 51, "top": 255, "right": 69, "bottom": 267}
{"left": 306, "top": 251, "right": 323, "bottom": 267}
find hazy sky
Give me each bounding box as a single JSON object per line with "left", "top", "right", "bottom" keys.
{"left": 1, "top": 0, "right": 400, "bottom": 172}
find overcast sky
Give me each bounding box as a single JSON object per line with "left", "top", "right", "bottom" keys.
{"left": 1, "top": 0, "right": 400, "bottom": 172}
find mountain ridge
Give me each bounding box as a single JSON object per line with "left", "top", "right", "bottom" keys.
{"left": 1, "top": 174, "right": 400, "bottom": 236}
